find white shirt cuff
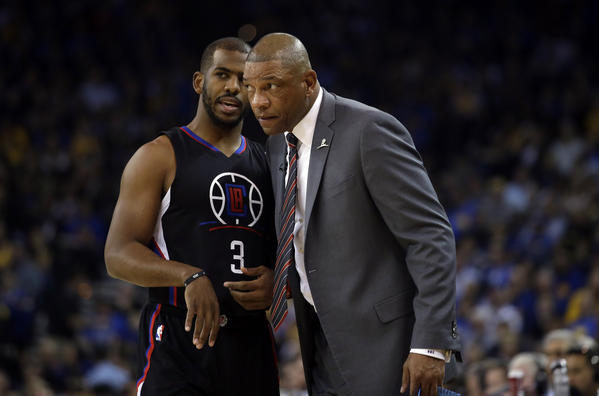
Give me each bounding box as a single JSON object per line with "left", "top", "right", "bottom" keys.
{"left": 410, "top": 348, "right": 449, "bottom": 362}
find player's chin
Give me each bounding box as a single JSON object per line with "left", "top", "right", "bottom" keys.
{"left": 215, "top": 105, "right": 245, "bottom": 120}
{"left": 216, "top": 113, "right": 244, "bottom": 127}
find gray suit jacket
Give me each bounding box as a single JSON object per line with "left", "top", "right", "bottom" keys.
{"left": 266, "top": 89, "right": 461, "bottom": 395}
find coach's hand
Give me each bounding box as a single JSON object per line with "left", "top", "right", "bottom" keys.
{"left": 223, "top": 266, "right": 274, "bottom": 310}
{"left": 401, "top": 353, "right": 445, "bottom": 396}
{"left": 184, "top": 276, "right": 220, "bottom": 349}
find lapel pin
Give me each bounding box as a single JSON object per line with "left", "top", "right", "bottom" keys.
{"left": 316, "top": 138, "right": 329, "bottom": 149}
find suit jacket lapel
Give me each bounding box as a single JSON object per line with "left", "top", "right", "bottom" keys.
{"left": 305, "top": 89, "right": 336, "bottom": 234}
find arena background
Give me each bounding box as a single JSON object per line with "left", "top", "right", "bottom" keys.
{"left": 1, "top": 1, "right": 598, "bottom": 394}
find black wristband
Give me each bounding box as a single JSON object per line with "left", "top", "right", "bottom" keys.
{"left": 183, "top": 270, "right": 206, "bottom": 287}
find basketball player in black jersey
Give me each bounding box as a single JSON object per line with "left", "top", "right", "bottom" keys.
{"left": 105, "top": 37, "right": 279, "bottom": 395}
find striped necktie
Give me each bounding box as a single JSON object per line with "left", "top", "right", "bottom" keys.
{"left": 271, "top": 133, "right": 298, "bottom": 331}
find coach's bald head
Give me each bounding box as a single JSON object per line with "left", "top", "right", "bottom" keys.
{"left": 248, "top": 33, "right": 312, "bottom": 74}
{"left": 244, "top": 33, "right": 320, "bottom": 136}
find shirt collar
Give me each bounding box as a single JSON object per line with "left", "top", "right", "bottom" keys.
{"left": 286, "top": 87, "right": 323, "bottom": 148}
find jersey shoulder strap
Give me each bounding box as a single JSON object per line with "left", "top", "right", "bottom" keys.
{"left": 160, "top": 127, "right": 190, "bottom": 177}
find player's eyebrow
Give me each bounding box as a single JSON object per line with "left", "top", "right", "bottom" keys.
{"left": 214, "top": 66, "right": 243, "bottom": 78}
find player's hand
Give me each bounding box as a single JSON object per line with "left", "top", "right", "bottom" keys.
{"left": 401, "top": 353, "right": 445, "bottom": 396}
{"left": 223, "top": 266, "right": 274, "bottom": 310}
{"left": 184, "top": 276, "right": 220, "bottom": 349}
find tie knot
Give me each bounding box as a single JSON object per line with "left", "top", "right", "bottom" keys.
{"left": 286, "top": 133, "right": 298, "bottom": 147}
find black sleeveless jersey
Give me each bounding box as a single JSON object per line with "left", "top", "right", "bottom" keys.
{"left": 148, "top": 126, "right": 275, "bottom": 317}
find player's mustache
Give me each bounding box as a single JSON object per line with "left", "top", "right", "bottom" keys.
{"left": 217, "top": 94, "right": 242, "bottom": 106}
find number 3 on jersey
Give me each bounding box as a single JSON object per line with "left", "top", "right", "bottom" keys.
{"left": 230, "top": 240, "right": 245, "bottom": 274}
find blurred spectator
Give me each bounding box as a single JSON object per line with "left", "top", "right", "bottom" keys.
{"left": 543, "top": 329, "right": 578, "bottom": 367}
{"left": 565, "top": 265, "right": 599, "bottom": 338}
{"left": 543, "top": 329, "right": 578, "bottom": 389}
{"left": 0, "top": 369, "right": 15, "bottom": 396}
{"left": 83, "top": 344, "right": 131, "bottom": 395}
{"left": 484, "top": 359, "right": 509, "bottom": 396}
{"left": 507, "top": 352, "right": 549, "bottom": 396}
{"left": 565, "top": 336, "right": 599, "bottom": 396}
{"left": 465, "top": 358, "right": 510, "bottom": 396}
{"left": 279, "top": 354, "right": 308, "bottom": 396}
{"left": 465, "top": 361, "right": 486, "bottom": 396}
{"left": 470, "top": 286, "right": 523, "bottom": 354}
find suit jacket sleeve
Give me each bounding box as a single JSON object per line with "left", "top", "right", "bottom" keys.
{"left": 360, "top": 111, "right": 459, "bottom": 351}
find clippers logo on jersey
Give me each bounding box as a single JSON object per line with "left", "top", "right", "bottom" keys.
{"left": 226, "top": 184, "right": 247, "bottom": 216}
{"left": 155, "top": 324, "right": 164, "bottom": 342}
{"left": 210, "top": 172, "right": 263, "bottom": 227}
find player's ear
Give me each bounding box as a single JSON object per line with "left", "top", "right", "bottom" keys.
{"left": 193, "top": 71, "right": 204, "bottom": 94}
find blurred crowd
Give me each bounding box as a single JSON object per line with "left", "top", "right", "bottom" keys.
{"left": 1, "top": 0, "right": 598, "bottom": 395}
{"left": 462, "top": 329, "right": 599, "bottom": 396}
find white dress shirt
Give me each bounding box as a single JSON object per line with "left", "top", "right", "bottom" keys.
{"left": 283, "top": 88, "right": 447, "bottom": 361}
{"left": 284, "top": 87, "right": 323, "bottom": 308}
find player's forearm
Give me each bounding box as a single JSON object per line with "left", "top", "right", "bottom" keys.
{"left": 105, "top": 241, "right": 198, "bottom": 287}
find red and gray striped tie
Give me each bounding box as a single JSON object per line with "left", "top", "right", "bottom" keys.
{"left": 271, "top": 133, "right": 298, "bottom": 331}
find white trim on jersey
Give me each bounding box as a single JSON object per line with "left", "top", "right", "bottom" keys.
{"left": 153, "top": 187, "right": 171, "bottom": 260}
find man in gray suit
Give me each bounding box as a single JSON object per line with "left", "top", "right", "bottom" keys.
{"left": 242, "top": 33, "right": 461, "bottom": 396}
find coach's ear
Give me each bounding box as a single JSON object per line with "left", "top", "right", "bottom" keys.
{"left": 193, "top": 71, "right": 204, "bottom": 95}
{"left": 302, "top": 69, "right": 317, "bottom": 97}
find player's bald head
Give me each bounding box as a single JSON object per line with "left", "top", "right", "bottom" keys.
{"left": 247, "top": 33, "right": 312, "bottom": 74}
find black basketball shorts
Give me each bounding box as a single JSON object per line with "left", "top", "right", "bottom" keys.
{"left": 135, "top": 303, "right": 279, "bottom": 396}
